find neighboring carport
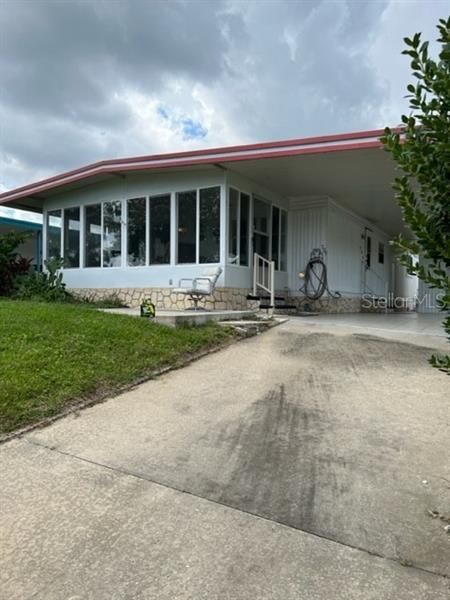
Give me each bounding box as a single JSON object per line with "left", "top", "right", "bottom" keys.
{"left": 0, "top": 215, "right": 42, "bottom": 270}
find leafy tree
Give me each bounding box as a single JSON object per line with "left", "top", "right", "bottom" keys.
{"left": 0, "top": 231, "right": 32, "bottom": 296}
{"left": 381, "top": 16, "right": 450, "bottom": 374}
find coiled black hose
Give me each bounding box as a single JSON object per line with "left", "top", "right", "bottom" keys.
{"left": 299, "top": 249, "right": 342, "bottom": 300}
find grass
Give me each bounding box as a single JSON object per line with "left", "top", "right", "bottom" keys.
{"left": 0, "top": 300, "right": 235, "bottom": 435}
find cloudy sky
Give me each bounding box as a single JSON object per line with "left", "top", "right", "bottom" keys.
{"left": 0, "top": 0, "right": 447, "bottom": 217}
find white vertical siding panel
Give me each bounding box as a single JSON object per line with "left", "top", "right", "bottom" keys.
{"left": 327, "top": 204, "right": 393, "bottom": 297}
{"left": 326, "top": 206, "right": 363, "bottom": 295}
{"left": 288, "top": 206, "right": 327, "bottom": 291}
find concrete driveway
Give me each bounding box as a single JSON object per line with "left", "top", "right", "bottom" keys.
{"left": 1, "top": 315, "right": 449, "bottom": 599}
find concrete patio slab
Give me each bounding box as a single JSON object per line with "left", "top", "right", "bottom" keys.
{"left": 293, "top": 313, "right": 447, "bottom": 350}
{"left": 101, "top": 307, "right": 258, "bottom": 327}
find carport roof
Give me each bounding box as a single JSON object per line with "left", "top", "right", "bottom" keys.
{"left": 0, "top": 128, "right": 405, "bottom": 235}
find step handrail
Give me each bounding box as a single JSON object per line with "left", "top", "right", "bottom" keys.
{"left": 253, "top": 253, "right": 275, "bottom": 308}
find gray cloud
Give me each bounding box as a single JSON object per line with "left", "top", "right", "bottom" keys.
{"left": 0, "top": 0, "right": 447, "bottom": 193}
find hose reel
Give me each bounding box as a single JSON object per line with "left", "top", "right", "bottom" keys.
{"left": 298, "top": 248, "right": 341, "bottom": 300}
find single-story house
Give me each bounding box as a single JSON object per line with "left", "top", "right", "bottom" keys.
{"left": 0, "top": 128, "right": 434, "bottom": 312}
{"left": 0, "top": 215, "right": 42, "bottom": 271}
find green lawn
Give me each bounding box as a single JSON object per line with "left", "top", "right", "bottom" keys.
{"left": 0, "top": 300, "right": 234, "bottom": 434}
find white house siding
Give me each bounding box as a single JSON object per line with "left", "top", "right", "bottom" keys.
{"left": 327, "top": 201, "right": 392, "bottom": 298}
{"left": 326, "top": 203, "right": 364, "bottom": 296}
{"left": 328, "top": 201, "right": 392, "bottom": 296}
{"left": 286, "top": 198, "right": 393, "bottom": 312}
{"left": 287, "top": 199, "right": 328, "bottom": 292}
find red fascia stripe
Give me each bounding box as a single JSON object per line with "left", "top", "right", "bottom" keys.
{"left": 0, "top": 133, "right": 386, "bottom": 204}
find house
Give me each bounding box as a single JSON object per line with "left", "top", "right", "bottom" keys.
{"left": 0, "top": 128, "right": 428, "bottom": 312}
{"left": 0, "top": 215, "right": 42, "bottom": 271}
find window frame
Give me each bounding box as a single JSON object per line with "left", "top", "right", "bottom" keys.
{"left": 83, "top": 203, "right": 102, "bottom": 268}
{"left": 149, "top": 193, "right": 171, "bottom": 266}
{"left": 46, "top": 208, "right": 63, "bottom": 262}
{"left": 44, "top": 182, "right": 224, "bottom": 270}
{"left": 176, "top": 188, "right": 198, "bottom": 265}
{"left": 176, "top": 185, "right": 222, "bottom": 265}
{"left": 126, "top": 196, "right": 147, "bottom": 268}
{"left": 378, "top": 241, "right": 385, "bottom": 265}
{"left": 279, "top": 208, "right": 287, "bottom": 272}
{"left": 366, "top": 234, "right": 372, "bottom": 269}
{"left": 227, "top": 186, "right": 251, "bottom": 267}
{"left": 271, "top": 204, "right": 287, "bottom": 272}
{"left": 101, "top": 198, "right": 124, "bottom": 269}
{"left": 199, "top": 186, "right": 221, "bottom": 264}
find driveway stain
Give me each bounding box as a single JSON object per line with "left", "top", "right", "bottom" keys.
{"left": 194, "top": 383, "right": 331, "bottom": 533}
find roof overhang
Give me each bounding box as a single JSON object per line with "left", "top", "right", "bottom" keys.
{"left": 0, "top": 128, "right": 405, "bottom": 235}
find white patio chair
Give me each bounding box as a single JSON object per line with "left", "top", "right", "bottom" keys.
{"left": 173, "top": 266, "right": 223, "bottom": 310}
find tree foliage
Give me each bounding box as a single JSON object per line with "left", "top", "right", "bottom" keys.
{"left": 381, "top": 16, "right": 450, "bottom": 373}
{"left": 0, "top": 231, "right": 32, "bottom": 296}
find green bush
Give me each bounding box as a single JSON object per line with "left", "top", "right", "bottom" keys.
{"left": 381, "top": 17, "right": 450, "bottom": 374}
{"left": 0, "top": 231, "right": 32, "bottom": 296}
{"left": 16, "top": 257, "right": 73, "bottom": 302}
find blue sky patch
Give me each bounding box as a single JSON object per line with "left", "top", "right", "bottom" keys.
{"left": 157, "top": 105, "right": 170, "bottom": 120}
{"left": 181, "top": 118, "right": 207, "bottom": 140}
{"left": 157, "top": 105, "right": 207, "bottom": 140}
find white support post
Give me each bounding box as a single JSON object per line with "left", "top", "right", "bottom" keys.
{"left": 270, "top": 260, "right": 275, "bottom": 308}
{"left": 253, "top": 252, "right": 257, "bottom": 295}
{"left": 170, "top": 192, "right": 176, "bottom": 266}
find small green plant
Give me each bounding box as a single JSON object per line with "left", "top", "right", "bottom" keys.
{"left": 0, "top": 231, "right": 32, "bottom": 296}
{"left": 16, "top": 257, "right": 72, "bottom": 302}
{"left": 381, "top": 17, "right": 450, "bottom": 374}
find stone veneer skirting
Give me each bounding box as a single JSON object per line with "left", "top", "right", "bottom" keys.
{"left": 70, "top": 287, "right": 256, "bottom": 311}
{"left": 71, "top": 286, "right": 365, "bottom": 313}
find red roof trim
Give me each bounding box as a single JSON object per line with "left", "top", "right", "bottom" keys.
{"left": 0, "top": 129, "right": 385, "bottom": 204}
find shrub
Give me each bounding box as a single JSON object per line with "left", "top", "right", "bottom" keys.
{"left": 16, "top": 257, "right": 73, "bottom": 302}
{"left": 381, "top": 17, "right": 450, "bottom": 374}
{"left": 0, "top": 231, "right": 33, "bottom": 296}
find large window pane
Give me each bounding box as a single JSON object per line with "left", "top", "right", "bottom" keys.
{"left": 103, "top": 201, "right": 122, "bottom": 267}
{"left": 272, "top": 206, "right": 280, "bottom": 269}
{"left": 253, "top": 197, "right": 270, "bottom": 233}
{"left": 47, "top": 209, "right": 61, "bottom": 260}
{"left": 240, "top": 193, "right": 249, "bottom": 266}
{"left": 177, "top": 190, "right": 196, "bottom": 263}
{"left": 127, "top": 197, "right": 146, "bottom": 266}
{"left": 200, "top": 187, "right": 220, "bottom": 263}
{"left": 63, "top": 207, "right": 80, "bottom": 268}
{"left": 280, "top": 210, "right": 287, "bottom": 271}
{"left": 228, "top": 188, "right": 238, "bottom": 263}
{"left": 150, "top": 194, "right": 171, "bottom": 265}
{"left": 85, "top": 204, "right": 101, "bottom": 267}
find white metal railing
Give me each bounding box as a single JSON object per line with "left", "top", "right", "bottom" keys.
{"left": 253, "top": 252, "right": 275, "bottom": 308}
